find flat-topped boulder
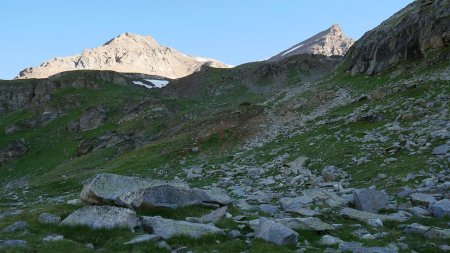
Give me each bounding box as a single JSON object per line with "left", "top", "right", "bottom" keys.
{"left": 341, "top": 207, "right": 410, "bottom": 223}
{"left": 141, "top": 216, "right": 224, "bottom": 239}
{"left": 60, "top": 205, "right": 140, "bottom": 231}
{"left": 276, "top": 217, "right": 335, "bottom": 231}
{"left": 249, "top": 217, "right": 334, "bottom": 232}
{"left": 80, "top": 173, "right": 231, "bottom": 209}
{"left": 410, "top": 193, "right": 437, "bottom": 206}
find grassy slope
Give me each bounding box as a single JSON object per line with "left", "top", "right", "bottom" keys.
{"left": 0, "top": 53, "right": 449, "bottom": 252}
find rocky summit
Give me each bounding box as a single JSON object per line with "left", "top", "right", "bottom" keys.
{"left": 0, "top": 0, "right": 449, "bottom": 252}
{"left": 16, "top": 32, "right": 230, "bottom": 79}
{"left": 268, "top": 24, "right": 355, "bottom": 61}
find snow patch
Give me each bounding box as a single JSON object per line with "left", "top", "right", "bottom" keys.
{"left": 281, "top": 44, "right": 304, "bottom": 56}
{"left": 133, "top": 81, "right": 153, "bottom": 89}
{"left": 132, "top": 79, "right": 169, "bottom": 89}
{"left": 145, "top": 79, "right": 169, "bottom": 88}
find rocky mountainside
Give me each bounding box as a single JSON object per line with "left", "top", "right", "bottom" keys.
{"left": 15, "top": 33, "right": 230, "bottom": 79}
{"left": 0, "top": 1, "right": 449, "bottom": 252}
{"left": 268, "top": 24, "right": 354, "bottom": 62}
{"left": 345, "top": 0, "right": 450, "bottom": 75}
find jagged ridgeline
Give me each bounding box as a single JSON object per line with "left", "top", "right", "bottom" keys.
{"left": 0, "top": 0, "right": 449, "bottom": 252}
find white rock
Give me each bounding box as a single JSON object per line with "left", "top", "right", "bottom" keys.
{"left": 367, "top": 218, "right": 383, "bottom": 227}
{"left": 318, "top": 235, "right": 343, "bottom": 245}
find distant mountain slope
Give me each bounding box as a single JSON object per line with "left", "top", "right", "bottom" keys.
{"left": 16, "top": 33, "right": 230, "bottom": 79}
{"left": 268, "top": 24, "right": 354, "bottom": 62}
{"left": 344, "top": 0, "right": 450, "bottom": 75}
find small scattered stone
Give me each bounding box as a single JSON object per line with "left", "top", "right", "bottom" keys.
{"left": 157, "top": 241, "right": 172, "bottom": 251}
{"left": 43, "top": 235, "right": 64, "bottom": 241}
{"left": 367, "top": 218, "right": 383, "bottom": 227}
{"left": 66, "top": 199, "right": 82, "bottom": 205}
{"left": 259, "top": 204, "right": 279, "bottom": 214}
{"left": 0, "top": 239, "right": 27, "bottom": 248}
{"left": 186, "top": 206, "right": 228, "bottom": 223}
{"left": 353, "top": 188, "right": 389, "bottom": 213}
{"left": 124, "top": 234, "right": 160, "bottom": 244}
{"left": 410, "top": 206, "right": 431, "bottom": 217}
{"left": 339, "top": 241, "right": 397, "bottom": 253}
{"left": 255, "top": 218, "right": 298, "bottom": 245}
{"left": 39, "top": 213, "right": 61, "bottom": 224}
{"left": 431, "top": 144, "right": 449, "bottom": 155}
{"left": 2, "top": 221, "right": 28, "bottom": 233}
{"left": 410, "top": 193, "right": 437, "bottom": 205}
{"left": 318, "top": 235, "right": 343, "bottom": 246}
{"left": 429, "top": 199, "right": 450, "bottom": 218}
{"left": 228, "top": 230, "right": 241, "bottom": 239}
{"left": 280, "top": 196, "right": 313, "bottom": 212}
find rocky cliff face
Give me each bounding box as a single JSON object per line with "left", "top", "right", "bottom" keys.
{"left": 0, "top": 71, "right": 131, "bottom": 113}
{"left": 345, "top": 0, "right": 450, "bottom": 75}
{"left": 16, "top": 33, "right": 230, "bottom": 79}
{"left": 268, "top": 24, "right": 354, "bottom": 62}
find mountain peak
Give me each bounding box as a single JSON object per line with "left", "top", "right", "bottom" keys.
{"left": 104, "top": 32, "right": 158, "bottom": 47}
{"left": 267, "top": 24, "right": 354, "bottom": 61}
{"left": 328, "top": 24, "right": 344, "bottom": 36}
{"left": 16, "top": 33, "right": 230, "bottom": 79}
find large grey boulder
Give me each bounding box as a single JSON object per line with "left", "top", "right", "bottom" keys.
{"left": 60, "top": 206, "right": 140, "bottom": 231}
{"left": 353, "top": 188, "right": 389, "bottom": 213}
{"left": 80, "top": 173, "right": 231, "bottom": 209}
{"left": 80, "top": 173, "right": 154, "bottom": 207}
{"left": 141, "top": 185, "right": 231, "bottom": 209}
{"left": 276, "top": 217, "right": 335, "bottom": 231}
{"left": 141, "top": 216, "right": 224, "bottom": 239}
{"left": 429, "top": 199, "right": 450, "bottom": 218}
{"left": 254, "top": 218, "right": 298, "bottom": 245}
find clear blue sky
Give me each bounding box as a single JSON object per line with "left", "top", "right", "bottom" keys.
{"left": 0, "top": 0, "right": 412, "bottom": 79}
